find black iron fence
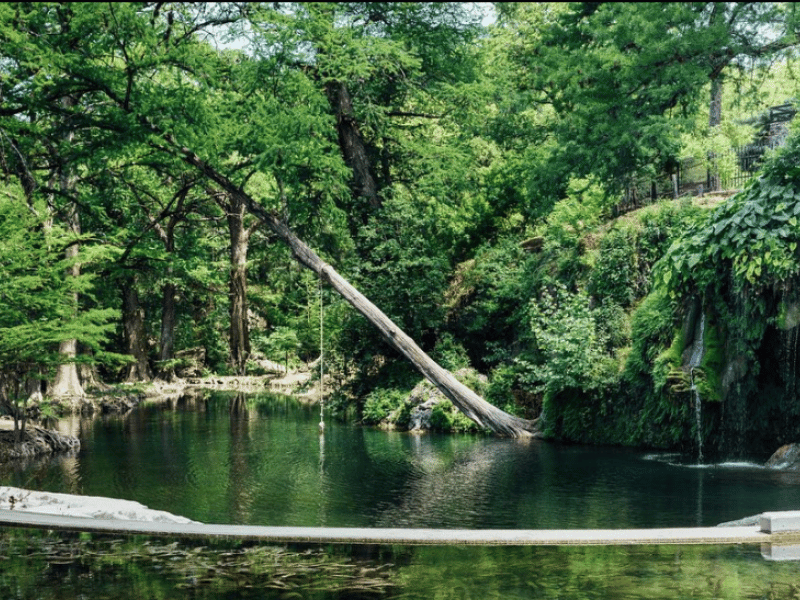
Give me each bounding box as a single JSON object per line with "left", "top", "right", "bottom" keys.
{"left": 618, "top": 137, "right": 789, "bottom": 213}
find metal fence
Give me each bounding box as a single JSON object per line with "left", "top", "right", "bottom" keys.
{"left": 618, "top": 137, "right": 789, "bottom": 214}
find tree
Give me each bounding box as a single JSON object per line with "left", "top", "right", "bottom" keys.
{"left": 0, "top": 185, "right": 117, "bottom": 438}
{"left": 215, "top": 189, "right": 258, "bottom": 375}
{"left": 508, "top": 2, "right": 800, "bottom": 194}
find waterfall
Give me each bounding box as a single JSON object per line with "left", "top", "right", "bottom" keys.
{"left": 691, "top": 373, "right": 704, "bottom": 463}
{"left": 689, "top": 313, "right": 706, "bottom": 463}
{"left": 688, "top": 313, "right": 706, "bottom": 368}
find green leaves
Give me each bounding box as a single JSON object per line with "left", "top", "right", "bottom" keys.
{"left": 658, "top": 137, "right": 800, "bottom": 297}
{"left": 0, "top": 187, "right": 118, "bottom": 382}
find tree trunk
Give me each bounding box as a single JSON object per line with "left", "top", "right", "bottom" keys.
{"left": 227, "top": 195, "right": 251, "bottom": 375}
{"left": 179, "top": 149, "right": 539, "bottom": 437}
{"left": 158, "top": 281, "right": 177, "bottom": 379}
{"left": 146, "top": 189, "right": 188, "bottom": 381}
{"left": 326, "top": 81, "right": 381, "bottom": 209}
{"left": 51, "top": 204, "right": 84, "bottom": 401}
{"left": 707, "top": 75, "right": 723, "bottom": 191}
{"left": 51, "top": 96, "right": 85, "bottom": 402}
{"left": 121, "top": 276, "right": 152, "bottom": 382}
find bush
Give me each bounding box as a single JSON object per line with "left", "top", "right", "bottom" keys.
{"left": 429, "top": 400, "right": 486, "bottom": 433}
{"left": 432, "top": 333, "right": 470, "bottom": 371}
{"left": 361, "top": 388, "right": 407, "bottom": 425}
{"left": 588, "top": 229, "right": 638, "bottom": 307}
{"left": 521, "top": 282, "right": 618, "bottom": 398}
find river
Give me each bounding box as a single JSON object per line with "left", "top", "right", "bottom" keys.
{"left": 1, "top": 390, "right": 800, "bottom": 598}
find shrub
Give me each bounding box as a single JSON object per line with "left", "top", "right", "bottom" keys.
{"left": 429, "top": 400, "right": 486, "bottom": 433}
{"left": 361, "top": 388, "right": 407, "bottom": 425}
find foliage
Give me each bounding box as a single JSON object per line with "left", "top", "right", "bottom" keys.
{"left": 588, "top": 231, "right": 639, "bottom": 308}
{"left": 431, "top": 333, "right": 470, "bottom": 372}
{"left": 0, "top": 187, "right": 119, "bottom": 433}
{"left": 504, "top": 2, "right": 800, "bottom": 193}
{"left": 429, "top": 400, "right": 485, "bottom": 433}
{"left": 361, "top": 387, "right": 408, "bottom": 426}
{"left": 520, "top": 282, "right": 619, "bottom": 403}
{"left": 2, "top": 2, "right": 800, "bottom": 452}
{"left": 660, "top": 184, "right": 800, "bottom": 296}
{"left": 539, "top": 177, "right": 617, "bottom": 250}
{"left": 263, "top": 326, "right": 300, "bottom": 372}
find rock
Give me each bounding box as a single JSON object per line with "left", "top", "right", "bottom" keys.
{"left": 174, "top": 347, "right": 206, "bottom": 378}
{"left": 0, "top": 486, "right": 195, "bottom": 523}
{"left": 408, "top": 398, "right": 439, "bottom": 432}
{"left": 520, "top": 237, "right": 544, "bottom": 253}
{"left": 404, "top": 368, "right": 488, "bottom": 432}
{"left": 716, "top": 514, "right": 762, "bottom": 527}
{"left": 766, "top": 443, "right": 800, "bottom": 469}
{"left": 0, "top": 424, "right": 80, "bottom": 462}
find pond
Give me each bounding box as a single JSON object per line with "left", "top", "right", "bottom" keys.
{"left": 1, "top": 390, "right": 800, "bottom": 599}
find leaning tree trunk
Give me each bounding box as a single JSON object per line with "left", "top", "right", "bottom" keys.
{"left": 179, "top": 149, "right": 539, "bottom": 437}
{"left": 326, "top": 81, "right": 381, "bottom": 209}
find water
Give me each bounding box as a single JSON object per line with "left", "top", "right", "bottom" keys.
{"left": 3, "top": 390, "right": 800, "bottom": 599}
{"left": 1, "top": 391, "right": 799, "bottom": 529}
{"left": 2, "top": 530, "right": 800, "bottom": 600}
{"left": 689, "top": 312, "right": 706, "bottom": 462}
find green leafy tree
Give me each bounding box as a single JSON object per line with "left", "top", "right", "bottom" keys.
{"left": 0, "top": 186, "right": 118, "bottom": 438}
{"left": 0, "top": 2, "right": 538, "bottom": 436}
{"left": 505, "top": 2, "right": 800, "bottom": 194}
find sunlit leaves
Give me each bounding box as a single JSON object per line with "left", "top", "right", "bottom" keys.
{"left": 658, "top": 134, "right": 800, "bottom": 305}
{"left": 0, "top": 187, "right": 118, "bottom": 372}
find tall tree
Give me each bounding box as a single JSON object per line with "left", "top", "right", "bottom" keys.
{"left": 211, "top": 189, "right": 259, "bottom": 375}
{"left": 0, "top": 185, "right": 117, "bottom": 434}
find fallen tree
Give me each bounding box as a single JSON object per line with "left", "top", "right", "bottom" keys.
{"left": 177, "top": 146, "right": 540, "bottom": 437}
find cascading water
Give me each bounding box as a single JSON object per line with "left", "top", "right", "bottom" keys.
{"left": 688, "top": 313, "right": 706, "bottom": 463}
{"left": 690, "top": 370, "right": 704, "bottom": 463}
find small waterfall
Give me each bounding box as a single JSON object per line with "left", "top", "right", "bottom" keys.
{"left": 691, "top": 371, "right": 704, "bottom": 463}
{"left": 688, "top": 313, "right": 706, "bottom": 463}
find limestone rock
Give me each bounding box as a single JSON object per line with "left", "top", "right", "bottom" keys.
{"left": 0, "top": 486, "right": 195, "bottom": 522}
{"left": 766, "top": 443, "right": 800, "bottom": 469}
{"left": 405, "top": 368, "right": 488, "bottom": 432}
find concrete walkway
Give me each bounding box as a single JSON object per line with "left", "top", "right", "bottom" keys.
{"left": 2, "top": 509, "right": 799, "bottom": 546}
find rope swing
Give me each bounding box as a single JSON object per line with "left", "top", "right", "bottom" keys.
{"left": 318, "top": 271, "right": 325, "bottom": 434}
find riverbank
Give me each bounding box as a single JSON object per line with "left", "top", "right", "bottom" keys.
{"left": 0, "top": 367, "right": 325, "bottom": 463}
{"left": 0, "top": 420, "right": 79, "bottom": 462}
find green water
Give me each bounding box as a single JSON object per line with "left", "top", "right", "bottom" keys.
{"left": 3, "top": 391, "right": 799, "bottom": 529}
{"left": 2, "top": 390, "right": 800, "bottom": 598}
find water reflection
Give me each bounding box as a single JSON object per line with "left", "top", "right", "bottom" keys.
{"left": 3, "top": 391, "right": 800, "bottom": 530}
{"left": 3, "top": 531, "right": 800, "bottom": 600}
{"left": 762, "top": 543, "right": 800, "bottom": 561}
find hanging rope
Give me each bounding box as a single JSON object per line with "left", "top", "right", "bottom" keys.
{"left": 318, "top": 271, "right": 325, "bottom": 434}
